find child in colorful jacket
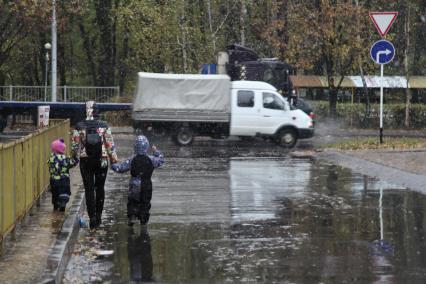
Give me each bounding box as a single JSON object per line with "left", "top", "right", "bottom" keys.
{"left": 111, "top": 135, "right": 164, "bottom": 226}
{"left": 47, "top": 139, "right": 79, "bottom": 211}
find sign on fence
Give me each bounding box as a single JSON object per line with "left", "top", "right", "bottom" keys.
{"left": 37, "top": 106, "right": 50, "bottom": 128}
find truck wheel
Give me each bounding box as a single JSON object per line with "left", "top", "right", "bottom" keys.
{"left": 238, "top": 136, "right": 252, "bottom": 141}
{"left": 174, "top": 127, "right": 194, "bottom": 146}
{"left": 276, "top": 128, "right": 297, "bottom": 148}
{"left": 132, "top": 121, "right": 141, "bottom": 134}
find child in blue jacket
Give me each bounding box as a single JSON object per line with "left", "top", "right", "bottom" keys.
{"left": 112, "top": 135, "right": 164, "bottom": 225}
{"left": 47, "top": 139, "right": 78, "bottom": 211}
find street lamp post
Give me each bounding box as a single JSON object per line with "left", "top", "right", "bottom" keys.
{"left": 51, "top": 0, "right": 57, "bottom": 102}
{"left": 44, "top": 43, "right": 51, "bottom": 101}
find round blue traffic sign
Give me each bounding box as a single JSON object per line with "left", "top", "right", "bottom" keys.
{"left": 370, "top": 40, "right": 395, "bottom": 65}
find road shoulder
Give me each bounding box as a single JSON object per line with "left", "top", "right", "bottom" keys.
{"left": 317, "top": 149, "right": 426, "bottom": 194}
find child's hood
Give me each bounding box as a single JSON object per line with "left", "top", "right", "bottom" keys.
{"left": 51, "top": 139, "right": 66, "bottom": 154}
{"left": 134, "top": 135, "right": 150, "bottom": 155}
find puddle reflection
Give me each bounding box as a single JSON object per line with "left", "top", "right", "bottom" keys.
{"left": 127, "top": 227, "right": 153, "bottom": 282}
{"left": 230, "top": 158, "right": 312, "bottom": 222}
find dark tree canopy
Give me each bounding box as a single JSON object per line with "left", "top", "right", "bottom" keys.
{"left": 0, "top": 0, "right": 425, "bottom": 116}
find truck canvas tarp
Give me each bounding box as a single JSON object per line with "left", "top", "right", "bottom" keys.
{"left": 133, "top": 72, "right": 231, "bottom": 122}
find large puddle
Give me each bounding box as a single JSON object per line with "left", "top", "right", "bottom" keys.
{"left": 64, "top": 157, "right": 426, "bottom": 284}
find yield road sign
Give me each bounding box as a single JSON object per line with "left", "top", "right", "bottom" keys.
{"left": 369, "top": 12, "right": 398, "bottom": 37}
{"left": 370, "top": 40, "right": 395, "bottom": 65}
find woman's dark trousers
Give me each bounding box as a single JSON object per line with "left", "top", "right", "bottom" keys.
{"left": 80, "top": 158, "right": 108, "bottom": 227}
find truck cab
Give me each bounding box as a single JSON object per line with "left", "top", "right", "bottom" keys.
{"left": 230, "top": 81, "right": 314, "bottom": 148}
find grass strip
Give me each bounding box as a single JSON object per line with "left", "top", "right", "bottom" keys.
{"left": 322, "top": 137, "right": 426, "bottom": 150}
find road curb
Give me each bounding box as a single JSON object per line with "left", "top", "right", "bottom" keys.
{"left": 111, "top": 126, "right": 134, "bottom": 134}
{"left": 40, "top": 187, "right": 86, "bottom": 284}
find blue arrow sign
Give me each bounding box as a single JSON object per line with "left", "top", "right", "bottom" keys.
{"left": 370, "top": 40, "right": 395, "bottom": 64}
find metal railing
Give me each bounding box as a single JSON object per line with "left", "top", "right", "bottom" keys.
{"left": 0, "top": 86, "right": 120, "bottom": 102}
{"left": 0, "top": 119, "right": 70, "bottom": 241}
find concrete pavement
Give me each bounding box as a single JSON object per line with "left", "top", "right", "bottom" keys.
{"left": 317, "top": 149, "right": 426, "bottom": 195}
{"left": 0, "top": 171, "right": 84, "bottom": 284}
{"left": 313, "top": 119, "right": 426, "bottom": 194}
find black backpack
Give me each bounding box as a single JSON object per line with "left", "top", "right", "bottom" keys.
{"left": 84, "top": 120, "right": 103, "bottom": 159}
{"left": 130, "top": 154, "right": 154, "bottom": 180}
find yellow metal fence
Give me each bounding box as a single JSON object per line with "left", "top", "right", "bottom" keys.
{"left": 0, "top": 119, "right": 70, "bottom": 241}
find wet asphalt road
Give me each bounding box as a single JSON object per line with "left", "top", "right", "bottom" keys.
{"left": 64, "top": 135, "right": 426, "bottom": 284}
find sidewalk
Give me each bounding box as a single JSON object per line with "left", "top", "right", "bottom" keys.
{"left": 0, "top": 128, "right": 130, "bottom": 283}
{"left": 110, "top": 126, "right": 133, "bottom": 134}
{"left": 316, "top": 148, "right": 426, "bottom": 195}
{"left": 0, "top": 170, "right": 84, "bottom": 284}
{"left": 312, "top": 121, "right": 426, "bottom": 194}
{"left": 312, "top": 119, "right": 426, "bottom": 148}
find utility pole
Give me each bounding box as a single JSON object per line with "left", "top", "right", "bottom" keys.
{"left": 51, "top": 0, "right": 57, "bottom": 102}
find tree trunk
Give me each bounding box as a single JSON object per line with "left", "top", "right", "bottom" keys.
{"left": 94, "top": 0, "right": 114, "bottom": 86}
{"left": 179, "top": 0, "right": 188, "bottom": 73}
{"left": 38, "top": 32, "right": 47, "bottom": 86}
{"left": 32, "top": 46, "right": 41, "bottom": 85}
{"left": 119, "top": 24, "right": 129, "bottom": 96}
{"left": 240, "top": 0, "right": 247, "bottom": 46}
{"left": 206, "top": 0, "right": 216, "bottom": 55}
{"left": 198, "top": 0, "right": 207, "bottom": 45}
{"left": 359, "top": 65, "right": 370, "bottom": 127}
{"left": 325, "top": 54, "right": 337, "bottom": 117}
{"left": 412, "top": 0, "right": 426, "bottom": 75}
{"left": 78, "top": 23, "right": 98, "bottom": 85}
{"left": 404, "top": 3, "right": 411, "bottom": 128}
{"left": 58, "top": 34, "right": 67, "bottom": 86}
{"left": 112, "top": 0, "right": 120, "bottom": 84}
{"left": 329, "top": 88, "right": 337, "bottom": 118}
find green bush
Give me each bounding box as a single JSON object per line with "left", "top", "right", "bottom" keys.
{"left": 311, "top": 101, "right": 426, "bottom": 129}
{"left": 103, "top": 110, "right": 132, "bottom": 126}
{"left": 102, "top": 95, "right": 133, "bottom": 126}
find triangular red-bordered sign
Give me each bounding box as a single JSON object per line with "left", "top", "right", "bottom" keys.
{"left": 369, "top": 12, "right": 398, "bottom": 37}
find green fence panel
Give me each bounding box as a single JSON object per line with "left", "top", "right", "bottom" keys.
{"left": 1, "top": 145, "right": 15, "bottom": 235}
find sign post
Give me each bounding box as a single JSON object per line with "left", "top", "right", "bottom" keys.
{"left": 369, "top": 12, "right": 398, "bottom": 144}
{"left": 380, "top": 64, "right": 384, "bottom": 143}
{"left": 370, "top": 39, "right": 395, "bottom": 143}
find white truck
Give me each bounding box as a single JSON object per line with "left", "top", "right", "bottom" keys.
{"left": 132, "top": 72, "right": 314, "bottom": 147}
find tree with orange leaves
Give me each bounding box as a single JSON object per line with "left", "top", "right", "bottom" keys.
{"left": 264, "top": 0, "right": 372, "bottom": 117}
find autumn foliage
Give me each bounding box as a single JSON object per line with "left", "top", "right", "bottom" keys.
{"left": 0, "top": 0, "right": 425, "bottom": 118}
